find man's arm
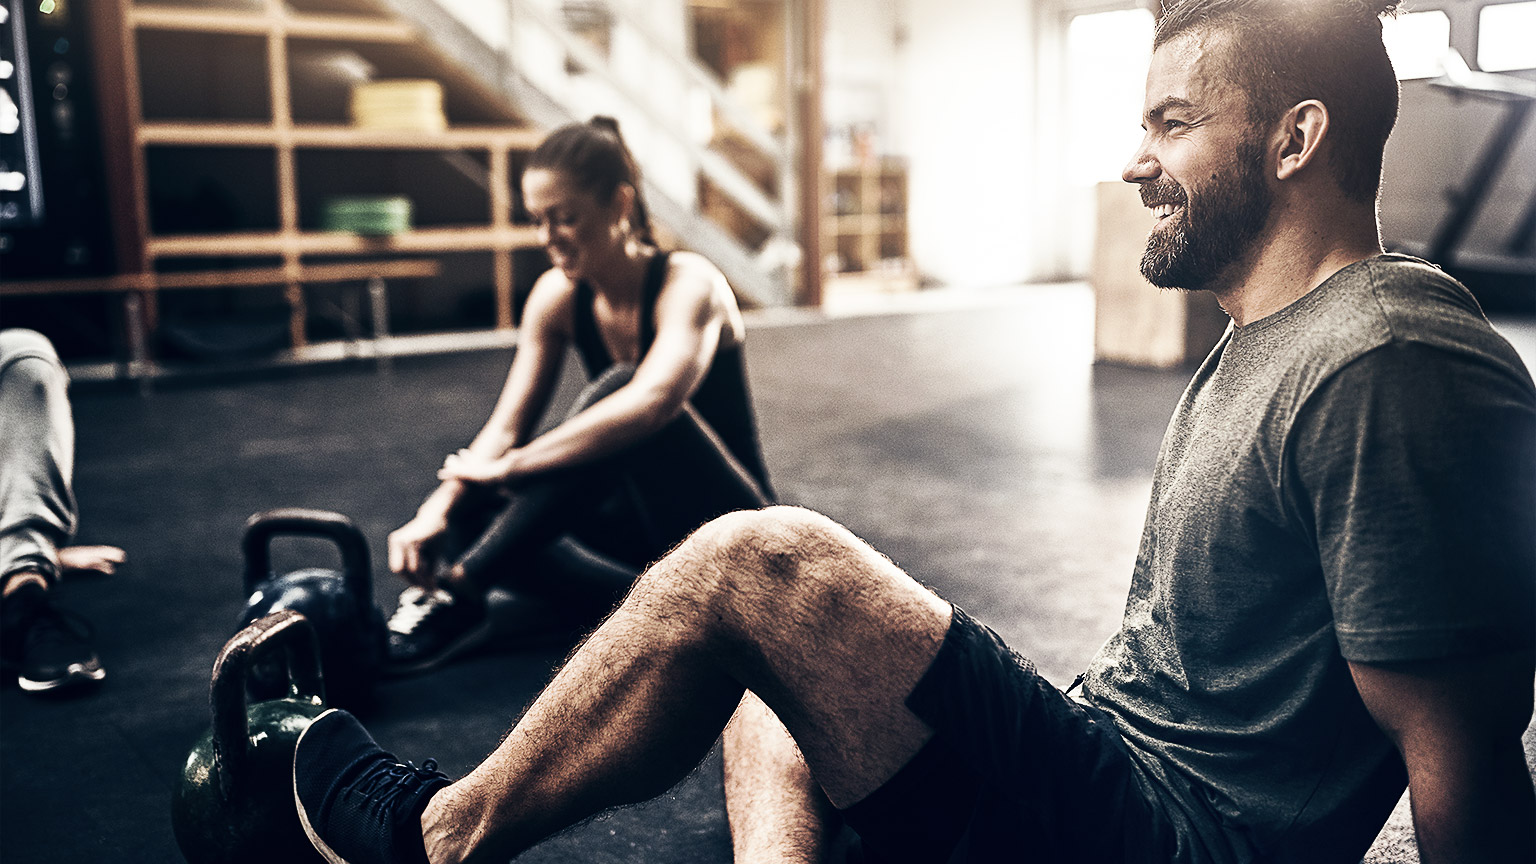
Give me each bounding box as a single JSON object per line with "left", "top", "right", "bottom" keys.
{"left": 1349, "top": 652, "right": 1535, "bottom": 864}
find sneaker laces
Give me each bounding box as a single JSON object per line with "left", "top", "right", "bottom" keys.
{"left": 345, "top": 757, "right": 449, "bottom": 824}
{"left": 387, "top": 587, "right": 453, "bottom": 636}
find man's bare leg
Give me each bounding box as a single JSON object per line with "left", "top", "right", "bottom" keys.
{"left": 724, "top": 693, "right": 836, "bottom": 864}
{"left": 419, "top": 505, "right": 952, "bottom": 864}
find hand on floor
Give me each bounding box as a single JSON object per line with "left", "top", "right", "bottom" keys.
{"left": 58, "top": 546, "right": 126, "bottom": 577}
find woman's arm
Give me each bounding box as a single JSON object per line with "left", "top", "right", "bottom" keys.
{"left": 469, "top": 272, "right": 576, "bottom": 455}
{"left": 388, "top": 273, "right": 573, "bottom": 581}
{"left": 440, "top": 253, "right": 733, "bottom": 484}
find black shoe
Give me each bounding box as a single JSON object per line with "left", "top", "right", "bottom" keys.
{"left": 0, "top": 582, "right": 106, "bottom": 694}
{"left": 293, "top": 708, "right": 451, "bottom": 864}
{"left": 385, "top": 586, "right": 490, "bottom": 676}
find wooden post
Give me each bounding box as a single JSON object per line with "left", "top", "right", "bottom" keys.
{"left": 89, "top": 0, "right": 153, "bottom": 356}
{"left": 267, "top": 0, "right": 306, "bottom": 347}
{"left": 792, "top": 0, "right": 824, "bottom": 307}
{"left": 89, "top": 0, "right": 146, "bottom": 275}
{"left": 489, "top": 145, "right": 515, "bottom": 330}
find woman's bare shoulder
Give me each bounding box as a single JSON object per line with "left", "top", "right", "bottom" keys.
{"left": 659, "top": 251, "right": 744, "bottom": 342}
{"left": 524, "top": 268, "right": 578, "bottom": 336}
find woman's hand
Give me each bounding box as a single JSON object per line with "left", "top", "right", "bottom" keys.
{"left": 438, "top": 449, "right": 516, "bottom": 485}
{"left": 387, "top": 511, "right": 449, "bottom": 586}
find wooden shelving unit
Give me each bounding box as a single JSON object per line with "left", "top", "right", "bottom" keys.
{"left": 2, "top": 0, "right": 550, "bottom": 368}
{"left": 823, "top": 159, "right": 914, "bottom": 290}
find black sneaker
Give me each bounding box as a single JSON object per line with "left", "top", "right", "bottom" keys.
{"left": 293, "top": 708, "right": 451, "bottom": 864}
{"left": 0, "top": 582, "right": 106, "bottom": 694}
{"left": 385, "top": 586, "right": 490, "bottom": 676}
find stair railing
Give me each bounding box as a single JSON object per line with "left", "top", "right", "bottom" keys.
{"left": 390, "top": 0, "right": 797, "bottom": 304}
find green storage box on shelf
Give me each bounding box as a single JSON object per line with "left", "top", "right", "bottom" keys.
{"left": 321, "top": 196, "right": 413, "bottom": 236}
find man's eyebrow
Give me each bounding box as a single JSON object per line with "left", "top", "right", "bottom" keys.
{"left": 1146, "top": 97, "right": 1197, "bottom": 121}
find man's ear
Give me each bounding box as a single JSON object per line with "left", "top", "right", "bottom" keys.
{"left": 1274, "top": 99, "right": 1330, "bottom": 182}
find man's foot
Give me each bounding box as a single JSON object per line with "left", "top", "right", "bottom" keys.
{"left": 385, "top": 586, "right": 491, "bottom": 676}
{"left": 293, "top": 708, "right": 451, "bottom": 864}
{"left": 0, "top": 582, "right": 106, "bottom": 694}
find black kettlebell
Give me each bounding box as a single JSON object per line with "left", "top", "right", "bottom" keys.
{"left": 172, "top": 610, "right": 327, "bottom": 864}
{"left": 239, "top": 508, "right": 386, "bottom": 711}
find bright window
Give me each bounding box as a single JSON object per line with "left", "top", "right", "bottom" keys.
{"left": 1478, "top": 2, "right": 1536, "bottom": 72}
{"left": 1066, "top": 8, "right": 1155, "bottom": 185}
{"left": 1381, "top": 10, "right": 1451, "bottom": 80}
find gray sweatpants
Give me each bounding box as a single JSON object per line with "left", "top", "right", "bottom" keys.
{"left": 0, "top": 329, "right": 78, "bottom": 585}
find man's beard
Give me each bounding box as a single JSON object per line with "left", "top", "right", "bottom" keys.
{"left": 1139, "top": 137, "right": 1273, "bottom": 291}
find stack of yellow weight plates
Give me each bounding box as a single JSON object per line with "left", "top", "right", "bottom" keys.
{"left": 349, "top": 80, "right": 448, "bottom": 132}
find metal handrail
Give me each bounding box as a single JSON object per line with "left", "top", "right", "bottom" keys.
{"left": 586, "top": 0, "right": 787, "bottom": 162}
{"left": 507, "top": 0, "right": 789, "bottom": 233}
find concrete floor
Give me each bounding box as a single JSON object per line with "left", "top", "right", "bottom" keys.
{"left": 1, "top": 283, "right": 1531, "bottom": 862}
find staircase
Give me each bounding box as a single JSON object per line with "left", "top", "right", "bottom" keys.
{"left": 372, "top": 0, "right": 801, "bottom": 306}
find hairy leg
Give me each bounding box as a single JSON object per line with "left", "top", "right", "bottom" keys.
{"left": 419, "top": 505, "right": 952, "bottom": 864}
{"left": 724, "top": 692, "right": 836, "bottom": 864}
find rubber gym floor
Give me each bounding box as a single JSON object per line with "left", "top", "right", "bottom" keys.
{"left": 3, "top": 284, "right": 1532, "bottom": 863}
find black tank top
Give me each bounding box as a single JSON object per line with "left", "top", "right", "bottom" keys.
{"left": 571, "top": 252, "right": 775, "bottom": 498}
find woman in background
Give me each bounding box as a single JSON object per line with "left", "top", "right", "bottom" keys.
{"left": 384, "top": 116, "right": 774, "bottom": 675}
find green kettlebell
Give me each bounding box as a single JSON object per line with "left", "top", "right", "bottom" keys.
{"left": 171, "top": 610, "right": 328, "bottom": 863}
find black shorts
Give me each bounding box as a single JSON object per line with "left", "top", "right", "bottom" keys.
{"left": 841, "top": 606, "right": 1177, "bottom": 864}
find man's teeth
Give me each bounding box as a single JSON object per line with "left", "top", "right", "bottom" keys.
{"left": 1152, "top": 204, "right": 1177, "bottom": 218}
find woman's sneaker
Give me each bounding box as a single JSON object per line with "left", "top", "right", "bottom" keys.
{"left": 293, "top": 708, "right": 451, "bottom": 864}
{"left": 384, "top": 586, "right": 491, "bottom": 676}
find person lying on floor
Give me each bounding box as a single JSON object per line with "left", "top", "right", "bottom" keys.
{"left": 1, "top": 328, "right": 127, "bottom": 695}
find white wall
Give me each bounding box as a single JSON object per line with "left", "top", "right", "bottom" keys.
{"left": 824, "top": 0, "right": 905, "bottom": 161}
{"left": 898, "top": 0, "right": 1039, "bottom": 288}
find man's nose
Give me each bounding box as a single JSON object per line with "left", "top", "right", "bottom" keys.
{"left": 1122, "top": 136, "right": 1158, "bottom": 184}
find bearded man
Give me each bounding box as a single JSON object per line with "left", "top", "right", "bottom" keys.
{"left": 290, "top": 0, "right": 1535, "bottom": 862}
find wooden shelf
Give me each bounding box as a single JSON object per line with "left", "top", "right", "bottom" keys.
{"left": 138, "top": 121, "right": 280, "bottom": 147}
{"left": 0, "top": 259, "right": 441, "bottom": 296}
{"left": 289, "top": 125, "right": 543, "bottom": 150}
{"left": 129, "top": 4, "right": 413, "bottom": 43}
{"left": 828, "top": 214, "right": 904, "bottom": 234}
{"left": 21, "top": 0, "right": 549, "bottom": 368}
{"left": 139, "top": 122, "right": 543, "bottom": 150}
{"left": 823, "top": 160, "right": 910, "bottom": 275}
{"left": 145, "top": 226, "right": 540, "bottom": 258}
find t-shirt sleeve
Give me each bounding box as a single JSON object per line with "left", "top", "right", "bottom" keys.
{"left": 1287, "top": 339, "right": 1536, "bottom": 663}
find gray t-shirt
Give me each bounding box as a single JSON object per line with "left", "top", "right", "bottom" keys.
{"left": 1081, "top": 255, "right": 1536, "bottom": 864}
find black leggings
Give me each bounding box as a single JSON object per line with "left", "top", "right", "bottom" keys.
{"left": 440, "top": 365, "right": 771, "bottom": 610}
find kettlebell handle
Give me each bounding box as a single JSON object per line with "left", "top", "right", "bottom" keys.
{"left": 210, "top": 610, "right": 325, "bottom": 800}
{"left": 242, "top": 508, "right": 375, "bottom": 612}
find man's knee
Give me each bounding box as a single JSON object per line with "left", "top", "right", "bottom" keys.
{"left": 664, "top": 506, "right": 858, "bottom": 602}
{"left": 0, "top": 353, "right": 67, "bottom": 404}
{"left": 0, "top": 330, "right": 65, "bottom": 381}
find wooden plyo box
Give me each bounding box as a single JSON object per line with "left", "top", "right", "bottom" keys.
{"left": 1092, "top": 181, "right": 1229, "bottom": 368}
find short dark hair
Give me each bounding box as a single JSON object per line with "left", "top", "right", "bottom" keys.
{"left": 527, "top": 116, "right": 656, "bottom": 245}
{"left": 1155, "top": 0, "right": 1401, "bottom": 203}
